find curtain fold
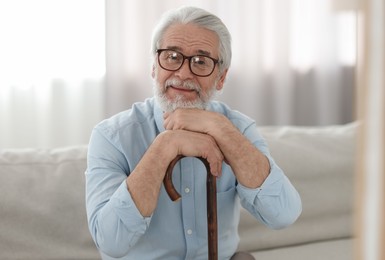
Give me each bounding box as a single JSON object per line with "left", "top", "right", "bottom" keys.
{"left": 0, "top": 0, "right": 357, "bottom": 148}
{"left": 105, "top": 0, "right": 357, "bottom": 126}
{"left": 0, "top": 0, "right": 105, "bottom": 149}
{"left": 0, "top": 79, "right": 104, "bottom": 148}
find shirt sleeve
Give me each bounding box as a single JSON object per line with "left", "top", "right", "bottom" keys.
{"left": 236, "top": 124, "right": 302, "bottom": 230}
{"left": 85, "top": 127, "right": 151, "bottom": 258}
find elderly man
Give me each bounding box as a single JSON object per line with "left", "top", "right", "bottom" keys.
{"left": 86, "top": 6, "right": 302, "bottom": 260}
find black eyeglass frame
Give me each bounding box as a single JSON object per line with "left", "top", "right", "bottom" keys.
{"left": 156, "top": 49, "right": 222, "bottom": 77}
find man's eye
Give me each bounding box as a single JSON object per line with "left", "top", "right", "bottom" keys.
{"left": 197, "top": 60, "right": 206, "bottom": 65}
{"left": 167, "top": 53, "right": 181, "bottom": 61}
{"left": 193, "top": 57, "right": 208, "bottom": 66}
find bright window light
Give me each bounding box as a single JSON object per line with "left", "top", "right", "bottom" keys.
{"left": 337, "top": 11, "right": 357, "bottom": 66}
{"left": 289, "top": 0, "right": 357, "bottom": 72}
{"left": 0, "top": 0, "right": 105, "bottom": 88}
{"left": 289, "top": 0, "right": 317, "bottom": 72}
{"left": 261, "top": 0, "right": 276, "bottom": 71}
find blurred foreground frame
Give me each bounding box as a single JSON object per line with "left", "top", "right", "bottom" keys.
{"left": 354, "top": 0, "right": 385, "bottom": 259}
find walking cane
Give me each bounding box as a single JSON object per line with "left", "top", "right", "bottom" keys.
{"left": 164, "top": 155, "right": 218, "bottom": 260}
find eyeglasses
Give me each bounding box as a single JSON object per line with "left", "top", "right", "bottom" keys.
{"left": 156, "top": 49, "right": 222, "bottom": 77}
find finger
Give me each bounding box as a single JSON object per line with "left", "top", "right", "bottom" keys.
{"left": 209, "top": 159, "right": 222, "bottom": 177}
{"left": 207, "top": 150, "right": 224, "bottom": 177}
{"left": 163, "top": 112, "right": 173, "bottom": 129}
{"left": 163, "top": 116, "right": 173, "bottom": 130}
{"left": 163, "top": 112, "right": 170, "bottom": 119}
{"left": 217, "top": 161, "right": 222, "bottom": 178}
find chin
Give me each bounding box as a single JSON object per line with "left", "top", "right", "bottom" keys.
{"left": 152, "top": 80, "right": 217, "bottom": 112}
{"left": 155, "top": 93, "right": 207, "bottom": 112}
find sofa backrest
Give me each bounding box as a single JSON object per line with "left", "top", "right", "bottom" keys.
{"left": 0, "top": 123, "right": 358, "bottom": 258}
{"left": 0, "top": 146, "right": 100, "bottom": 260}
{"left": 238, "top": 122, "right": 357, "bottom": 252}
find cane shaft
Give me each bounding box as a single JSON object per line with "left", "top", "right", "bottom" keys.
{"left": 206, "top": 172, "right": 218, "bottom": 260}
{"left": 164, "top": 156, "right": 218, "bottom": 260}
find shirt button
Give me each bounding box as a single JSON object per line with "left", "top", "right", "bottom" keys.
{"left": 184, "top": 187, "right": 190, "bottom": 193}
{"left": 187, "top": 229, "right": 193, "bottom": 235}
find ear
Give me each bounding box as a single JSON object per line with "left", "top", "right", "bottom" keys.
{"left": 151, "top": 64, "right": 156, "bottom": 78}
{"left": 216, "top": 69, "right": 228, "bottom": 91}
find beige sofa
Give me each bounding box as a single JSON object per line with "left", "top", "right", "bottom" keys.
{"left": 0, "top": 123, "right": 357, "bottom": 259}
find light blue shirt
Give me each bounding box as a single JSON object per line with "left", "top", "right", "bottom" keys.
{"left": 86, "top": 98, "right": 301, "bottom": 260}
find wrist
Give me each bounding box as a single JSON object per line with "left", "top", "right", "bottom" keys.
{"left": 154, "top": 131, "right": 179, "bottom": 161}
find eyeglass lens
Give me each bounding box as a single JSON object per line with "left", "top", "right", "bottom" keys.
{"left": 158, "top": 50, "right": 216, "bottom": 76}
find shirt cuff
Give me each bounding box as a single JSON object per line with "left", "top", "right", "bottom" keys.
{"left": 110, "top": 181, "right": 152, "bottom": 230}
{"left": 236, "top": 156, "right": 284, "bottom": 205}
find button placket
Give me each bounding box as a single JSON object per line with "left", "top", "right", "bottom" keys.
{"left": 180, "top": 158, "right": 198, "bottom": 259}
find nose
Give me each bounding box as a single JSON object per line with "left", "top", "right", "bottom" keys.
{"left": 175, "top": 58, "right": 193, "bottom": 79}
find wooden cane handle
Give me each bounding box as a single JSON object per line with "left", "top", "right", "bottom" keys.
{"left": 163, "top": 156, "right": 218, "bottom": 260}
{"left": 163, "top": 155, "right": 185, "bottom": 201}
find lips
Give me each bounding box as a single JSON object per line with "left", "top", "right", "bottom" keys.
{"left": 169, "top": 86, "right": 195, "bottom": 92}
{"left": 164, "top": 78, "right": 201, "bottom": 96}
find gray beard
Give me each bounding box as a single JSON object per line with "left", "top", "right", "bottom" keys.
{"left": 153, "top": 78, "right": 219, "bottom": 112}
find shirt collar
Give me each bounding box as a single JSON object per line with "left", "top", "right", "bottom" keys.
{"left": 153, "top": 98, "right": 166, "bottom": 133}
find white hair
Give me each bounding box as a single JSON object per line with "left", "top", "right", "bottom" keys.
{"left": 150, "top": 6, "right": 232, "bottom": 74}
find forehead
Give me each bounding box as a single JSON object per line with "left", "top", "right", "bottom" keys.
{"left": 161, "top": 23, "right": 219, "bottom": 56}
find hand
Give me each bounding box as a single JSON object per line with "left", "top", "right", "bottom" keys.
{"left": 163, "top": 109, "right": 229, "bottom": 136}
{"left": 126, "top": 129, "right": 224, "bottom": 217}
{"left": 163, "top": 130, "right": 224, "bottom": 177}
{"left": 164, "top": 108, "right": 270, "bottom": 188}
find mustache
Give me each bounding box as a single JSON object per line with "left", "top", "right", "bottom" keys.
{"left": 165, "top": 78, "right": 201, "bottom": 93}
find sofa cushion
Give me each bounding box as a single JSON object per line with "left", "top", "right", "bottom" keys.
{"left": 251, "top": 238, "right": 354, "bottom": 260}
{"left": 238, "top": 122, "right": 357, "bottom": 252}
{"left": 0, "top": 123, "right": 357, "bottom": 258}
{"left": 0, "top": 146, "right": 100, "bottom": 260}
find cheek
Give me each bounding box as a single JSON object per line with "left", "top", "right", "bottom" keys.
{"left": 199, "top": 78, "right": 217, "bottom": 93}
{"left": 155, "top": 69, "right": 171, "bottom": 85}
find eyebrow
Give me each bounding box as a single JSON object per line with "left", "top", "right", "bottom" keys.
{"left": 166, "top": 46, "right": 212, "bottom": 56}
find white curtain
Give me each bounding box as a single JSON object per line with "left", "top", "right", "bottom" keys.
{"left": 0, "top": 0, "right": 357, "bottom": 148}
{"left": 105, "top": 0, "right": 357, "bottom": 126}
{"left": 0, "top": 0, "right": 105, "bottom": 148}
